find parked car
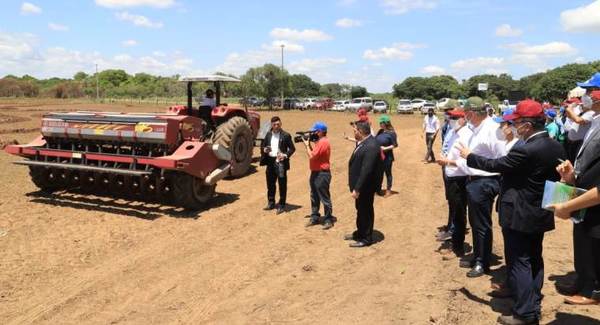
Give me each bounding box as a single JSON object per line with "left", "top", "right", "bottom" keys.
{"left": 343, "top": 100, "right": 351, "bottom": 110}
{"left": 347, "top": 97, "right": 373, "bottom": 112}
{"left": 332, "top": 100, "right": 346, "bottom": 111}
{"left": 315, "top": 98, "right": 334, "bottom": 110}
{"left": 302, "top": 98, "right": 317, "bottom": 109}
{"left": 240, "top": 96, "right": 261, "bottom": 106}
{"left": 436, "top": 98, "right": 450, "bottom": 110}
{"left": 411, "top": 98, "right": 427, "bottom": 111}
{"left": 499, "top": 99, "right": 518, "bottom": 113}
{"left": 373, "top": 100, "right": 388, "bottom": 113}
{"left": 396, "top": 99, "right": 413, "bottom": 114}
{"left": 421, "top": 101, "right": 436, "bottom": 114}
{"left": 283, "top": 98, "right": 300, "bottom": 110}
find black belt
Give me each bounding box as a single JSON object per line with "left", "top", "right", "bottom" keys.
{"left": 446, "top": 176, "right": 468, "bottom": 181}
{"left": 312, "top": 169, "right": 330, "bottom": 173}
{"left": 467, "top": 175, "right": 499, "bottom": 181}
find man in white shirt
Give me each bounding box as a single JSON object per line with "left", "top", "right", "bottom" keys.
{"left": 436, "top": 108, "right": 473, "bottom": 258}
{"left": 455, "top": 97, "right": 506, "bottom": 278}
{"left": 564, "top": 100, "right": 596, "bottom": 161}
{"left": 423, "top": 107, "right": 440, "bottom": 163}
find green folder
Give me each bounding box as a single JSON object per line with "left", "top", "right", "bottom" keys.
{"left": 542, "top": 181, "right": 587, "bottom": 223}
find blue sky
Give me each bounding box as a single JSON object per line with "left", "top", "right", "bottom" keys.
{"left": 0, "top": 0, "right": 599, "bottom": 92}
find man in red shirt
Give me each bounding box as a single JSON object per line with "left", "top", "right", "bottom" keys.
{"left": 302, "top": 122, "right": 334, "bottom": 230}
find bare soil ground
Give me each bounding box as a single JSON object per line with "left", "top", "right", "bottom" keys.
{"left": 0, "top": 103, "right": 599, "bottom": 324}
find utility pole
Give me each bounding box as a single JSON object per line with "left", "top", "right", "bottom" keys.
{"left": 95, "top": 63, "right": 99, "bottom": 101}
{"left": 280, "top": 44, "right": 284, "bottom": 108}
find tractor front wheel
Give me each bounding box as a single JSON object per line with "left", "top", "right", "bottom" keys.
{"left": 213, "top": 116, "right": 253, "bottom": 178}
{"left": 170, "top": 172, "right": 216, "bottom": 210}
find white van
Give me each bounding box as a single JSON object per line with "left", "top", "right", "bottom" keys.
{"left": 347, "top": 97, "right": 373, "bottom": 112}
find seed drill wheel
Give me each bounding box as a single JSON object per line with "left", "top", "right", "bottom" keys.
{"left": 29, "top": 166, "right": 64, "bottom": 193}
{"left": 170, "top": 172, "right": 216, "bottom": 210}
{"left": 213, "top": 116, "right": 253, "bottom": 177}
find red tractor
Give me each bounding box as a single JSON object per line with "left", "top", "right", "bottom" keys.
{"left": 5, "top": 75, "right": 261, "bottom": 209}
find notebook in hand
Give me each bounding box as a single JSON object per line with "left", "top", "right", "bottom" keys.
{"left": 542, "top": 181, "right": 587, "bottom": 224}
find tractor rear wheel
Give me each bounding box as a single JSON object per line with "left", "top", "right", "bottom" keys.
{"left": 170, "top": 172, "right": 215, "bottom": 210}
{"left": 213, "top": 116, "right": 253, "bottom": 178}
{"left": 29, "top": 166, "right": 64, "bottom": 193}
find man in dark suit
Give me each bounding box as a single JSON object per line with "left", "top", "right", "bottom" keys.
{"left": 260, "top": 116, "right": 295, "bottom": 214}
{"left": 554, "top": 89, "right": 600, "bottom": 306}
{"left": 345, "top": 121, "right": 383, "bottom": 248}
{"left": 460, "top": 100, "right": 566, "bottom": 325}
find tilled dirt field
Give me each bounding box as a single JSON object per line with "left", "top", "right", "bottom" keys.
{"left": 0, "top": 103, "right": 599, "bottom": 324}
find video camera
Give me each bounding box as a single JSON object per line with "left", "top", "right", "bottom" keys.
{"left": 293, "top": 131, "right": 319, "bottom": 143}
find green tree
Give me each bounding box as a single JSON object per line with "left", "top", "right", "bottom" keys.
{"left": 351, "top": 86, "right": 368, "bottom": 98}
{"left": 289, "top": 74, "right": 320, "bottom": 97}
{"left": 530, "top": 64, "right": 596, "bottom": 103}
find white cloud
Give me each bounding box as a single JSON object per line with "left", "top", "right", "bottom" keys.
{"left": 380, "top": 0, "right": 437, "bottom": 15}
{"left": 505, "top": 41, "right": 578, "bottom": 57}
{"left": 48, "top": 23, "right": 69, "bottom": 32}
{"left": 495, "top": 24, "right": 522, "bottom": 37}
{"left": 336, "top": 18, "right": 363, "bottom": 28}
{"left": 421, "top": 65, "right": 446, "bottom": 75}
{"left": 575, "top": 56, "right": 587, "bottom": 64}
{"left": 95, "top": 0, "right": 175, "bottom": 8}
{"left": 21, "top": 2, "right": 42, "bottom": 15}
{"left": 288, "top": 58, "right": 347, "bottom": 74}
{"left": 363, "top": 42, "right": 424, "bottom": 60}
{"left": 269, "top": 28, "right": 332, "bottom": 42}
{"left": 0, "top": 31, "right": 194, "bottom": 78}
{"left": 116, "top": 12, "right": 163, "bottom": 28}
{"left": 261, "top": 40, "right": 304, "bottom": 53}
{"left": 450, "top": 57, "right": 506, "bottom": 74}
{"left": 121, "top": 39, "right": 138, "bottom": 47}
{"left": 560, "top": 0, "right": 600, "bottom": 33}
{"left": 215, "top": 50, "right": 277, "bottom": 76}
{"left": 152, "top": 51, "right": 166, "bottom": 57}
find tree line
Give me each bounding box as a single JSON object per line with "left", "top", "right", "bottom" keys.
{"left": 393, "top": 61, "right": 600, "bottom": 104}
{"left": 1, "top": 60, "right": 598, "bottom": 105}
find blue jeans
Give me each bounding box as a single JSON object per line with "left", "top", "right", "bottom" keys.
{"left": 309, "top": 171, "right": 332, "bottom": 223}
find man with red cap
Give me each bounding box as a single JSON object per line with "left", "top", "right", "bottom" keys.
{"left": 460, "top": 99, "right": 566, "bottom": 325}
{"left": 554, "top": 89, "right": 600, "bottom": 306}
{"left": 436, "top": 107, "right": 473, "bottom": 257}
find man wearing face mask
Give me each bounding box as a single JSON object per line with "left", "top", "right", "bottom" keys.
{"left": 436, "top": 100, "right": 462, "bottom": 242}
{"left": 423, "top": 107, "right": 440, "bottom": 163}
{"left": 563, "top": 73, "right": 600, "bottom": 161}
{"left": 436, "top": 107, "right": 473, "bottom": 257}
{"left": 554, "top": 90, "right": 600, "bottom": 306}
{"left": 454, "top": 97, "right": 507, "bottom": 278}
{"left": 460, "top": 99, "right": 566, "bottom": 325}
{"left": 494, "top": 109, "right": 521, "bottom": 152}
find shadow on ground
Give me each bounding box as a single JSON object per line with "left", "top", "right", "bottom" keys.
{"left": 26, "top": 190, "right": 240, "bottom": 220}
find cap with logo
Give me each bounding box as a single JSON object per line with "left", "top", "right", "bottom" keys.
{"left": 503, "top": 99, "right": 544, "bottom": 121}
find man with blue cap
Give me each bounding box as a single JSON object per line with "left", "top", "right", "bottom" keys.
{"left": 302, "top": 121, "right": 334, "bottom": 230}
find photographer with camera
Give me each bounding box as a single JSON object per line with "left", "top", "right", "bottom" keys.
{"left": 301, "top": 122, "right": 334, "bottom": 230}
{"left": 260, "top": 116, "right": 296, "bottom": 215}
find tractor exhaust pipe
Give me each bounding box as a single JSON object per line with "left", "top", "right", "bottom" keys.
{"left": 204, "top": 163, "right": 231, "bottom": 185}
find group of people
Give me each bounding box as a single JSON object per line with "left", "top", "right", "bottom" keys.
{"left": 258, "top": 110, "right": 397, "bottom": 247}
{"left": 429, "top": 73, "right": 600, "bottom": 324}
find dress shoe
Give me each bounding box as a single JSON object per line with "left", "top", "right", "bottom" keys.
{"left": 376, "top": 190, "right": 385, "bottom": 196}
{"left": 564, "top": 294, "right": 600, "bottom": 305}
{"left": 349, "top": 240, "right": 369, "bottom": 248}
{"left": 489, "top": 287, "right": 513, "bottom": 299}
{"left": 466, "top": 264, "right": 488, "bottom": 278}
{"left": 263, "top": 204, "right": 275, "bottom": 211}
{"left": 305, "top": 220, "right": 319, "bottom": 227}
{"left": 276, "top": 205, "right": 286, "bottom": 215}
{"left": 555, "top": 282, "right": 578, "bottom": 296}
{"left": 344, "top": 234, "right": 355, "bottom": 241}
{"left": 497, "top": 315, "right": 538, "bottom": 325}
{"left": 322, "top": 221, "right": 334, "bottom": 230}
